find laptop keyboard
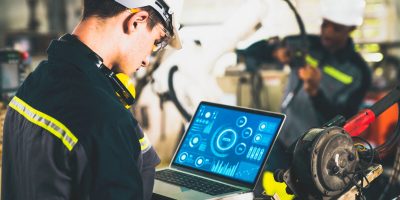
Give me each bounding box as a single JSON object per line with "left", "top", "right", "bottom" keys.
{"left": 155, "top": 169, "right": 241, "bottom": 195}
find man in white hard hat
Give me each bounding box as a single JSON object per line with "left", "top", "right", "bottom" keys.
{"left": 279, "top": 0, "right": 372, "bottom": 148}
{"left": 248, "top": 0, "right": 371, "bottom": 197}
{"left": 2, "top": 0, "right": 180, "bottom": 199}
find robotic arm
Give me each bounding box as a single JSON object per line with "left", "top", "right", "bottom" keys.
{"left": 344, "top": 84, "right": 400, "bottom": 153}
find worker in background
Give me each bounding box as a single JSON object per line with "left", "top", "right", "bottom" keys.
{"left": 1, "top": 0, "right": 181, "bottom": 199}
{"left": 280, "top": 0, "right": 371, "bottom": 148}
{"left": 251, "top": 0, "right": 372, "bottom": 198}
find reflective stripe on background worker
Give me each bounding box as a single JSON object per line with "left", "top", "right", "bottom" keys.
{"left": 247, "top": 0, "right": 372, "bottom": 198}
{"left": 1, "top": 0, "right": 181, "bottom": 199}
{"left": 280, "top": 0, "right": 371, "bottom": 149}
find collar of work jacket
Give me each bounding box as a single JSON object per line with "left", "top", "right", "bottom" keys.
{"left": 46, "top": 33, "right": 118, "bottom": 100}
{"left": 314, "top": 36, "right": 357, "bottom": 63}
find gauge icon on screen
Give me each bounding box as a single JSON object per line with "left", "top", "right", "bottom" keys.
{"left": 235, "top": 143, "right": 247, "bottom": 155}
{"left": 216, "top": 129, "right": 237, "bottom": 151}
{"left": 242, "top": 127, "right": 253, "bottom": 139}
{"left": 236, "top": 116, "right": 247, "bottom": 127}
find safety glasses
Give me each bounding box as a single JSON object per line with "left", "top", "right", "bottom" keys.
{"left": 128, "top": 8, "right": 172, "bottom": 53}
{"left": 152, "top": 23, "right": 172, "bottom": 53}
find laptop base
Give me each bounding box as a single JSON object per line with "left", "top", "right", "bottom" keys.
{"left": 153, "top": 179, "right": 254, "bottom": 200}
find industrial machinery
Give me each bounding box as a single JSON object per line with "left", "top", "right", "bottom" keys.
{"left": 274, "top": 85, "right": 400, "bottom": 199}
{"left": 160, "top": 0, "right": 308, "bottom": 119}
{"left": 272, "top": 0, "right": 309, "bottom": 110}
{"left": 0, "top": 49, "right": 30, "bottom": 102}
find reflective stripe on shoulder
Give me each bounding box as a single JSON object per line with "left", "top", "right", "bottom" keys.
{"left": 9, "top": 96, "right": 78, "bottom": 151}
{"left": 322, "top": 65, "right": 353, "bottom": 85}
{"left": 139, "top": 133, "right": 151, "bottom": 154}
{"left": 305, "top": 54, "right": 319, "bottom": 68}
{"left": 306, "top": 54, "right": 353, "bottom": 85}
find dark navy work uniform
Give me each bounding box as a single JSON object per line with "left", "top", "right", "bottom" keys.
{"left": 280, "top": 35, "right": 372, "bottom": 147}
{"left": 251, "top": 35, "right": 371, "bottom": 198}
{"left": 2, "top": 34, "right": 160, "bottom": 200}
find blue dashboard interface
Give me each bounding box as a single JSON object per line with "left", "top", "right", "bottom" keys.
{"left": 173, "top": 103, "right": 283, "bottom": 184}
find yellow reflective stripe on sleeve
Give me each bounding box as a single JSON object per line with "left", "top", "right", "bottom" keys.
{"left": 139, "top": 134, "right": 151, "bottom": 154}
{"left": 323, "top": 65, "right": 353, "bottom": 85}
{"left": 305, "top": 54, "right": 319, "bottom": 68}
{"left": 304, "top": 54, "right": 353, "bottom": 84}
{"left": 9, "top": 96, "right": 78, "bottom": 151}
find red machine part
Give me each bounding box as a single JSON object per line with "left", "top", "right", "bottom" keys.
{"left": 344, "top": 109, "right": 376, "bottom": 137}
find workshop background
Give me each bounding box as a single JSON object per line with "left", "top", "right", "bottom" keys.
{"left": 1, "top": 0, "right": 400, "bottom": 199}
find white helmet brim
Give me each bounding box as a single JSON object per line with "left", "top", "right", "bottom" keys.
{"left": 115, "top": 0, "right": 182, "bottom": 49}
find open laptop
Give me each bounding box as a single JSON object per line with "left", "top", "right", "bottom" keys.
{"left": 153, "top": 101, "right": 286, "bottom": 200}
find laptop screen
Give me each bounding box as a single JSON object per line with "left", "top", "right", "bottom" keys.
{"left": 172, "top": 102, "right": 285, "bottom": 185}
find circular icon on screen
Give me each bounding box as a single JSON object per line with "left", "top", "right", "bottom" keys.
{"left": 189, "top": 135, "right": 201, "bottom": 148}
{"left": 242, "top": 127, "right": 253, "bottom": 139}
{"left": 205, "top": 112, "right": 211, "bottom": 118}
{"left": 236, "top": 116, "right": 247, "bottom": 127}
{"left": 216, "top": 129, "right": 237, "bottom": 151}
{"left": 235, "top": 143, "right": 247, "bottom": 155}
{"left": 259, "top": 122, "right": 268, "bottom": 132}
{"left": 254, "top": 134, "right": 262, "bottom": 143}
{"left": 195, "top": 156, "right": 205, "bottom": 167}
{"left": 179, "top": 152, "right": 189, "bottom": 162}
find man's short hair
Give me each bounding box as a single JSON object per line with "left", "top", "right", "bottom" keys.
{"left": 83, "top": 0, "right": 163, "bottom": 29}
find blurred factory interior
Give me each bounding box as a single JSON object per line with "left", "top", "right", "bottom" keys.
{"left": 0, "top": 0, "right": 400, "bottom": 199}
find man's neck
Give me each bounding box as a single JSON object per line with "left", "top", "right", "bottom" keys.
{"left": 72, "top": 17, "right": 120, "bottom": 68}
{"left": 326, "top": 39, "right": 350, "bottom": 54}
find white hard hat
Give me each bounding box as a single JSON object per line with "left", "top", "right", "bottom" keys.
{"left": 114, "top": 0, "right": 182, "bottom": 49}
{"left": 320, "top": 0, "right": 366, "bottom": 26}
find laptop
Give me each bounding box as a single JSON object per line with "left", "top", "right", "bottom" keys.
{"left": 153, "top": 101, "right": 286, "bottom": 200}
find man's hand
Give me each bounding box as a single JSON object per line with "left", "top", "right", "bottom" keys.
{"left": 298, "top": 65, "right": 322, "bottom": 96}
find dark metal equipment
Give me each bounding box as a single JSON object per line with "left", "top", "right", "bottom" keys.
{"left": 280, "top": 0, "right": 309, "bottom": 110}
{"left": 0, "top": 49, "right": 29, "bottom": 102}
{"left": 275, "top": 85, "right": 400, "bottom": 199}
{"left": 275, "top": 127, "right": 359, "bottom": 199}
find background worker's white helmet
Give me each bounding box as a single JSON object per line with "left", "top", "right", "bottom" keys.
{"left": 114, "top": 0, "right": 182, "bottom": 49}
{"left": 320, "top": 0, "right": 366, "bottom": 26}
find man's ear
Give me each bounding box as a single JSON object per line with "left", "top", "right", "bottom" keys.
{"left": 125, "top": 10, "right": 150, "bottom": 33}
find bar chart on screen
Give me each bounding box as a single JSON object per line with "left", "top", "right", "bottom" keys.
{"left": 211, "top": 161, "right": 239, "bottom": 177}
